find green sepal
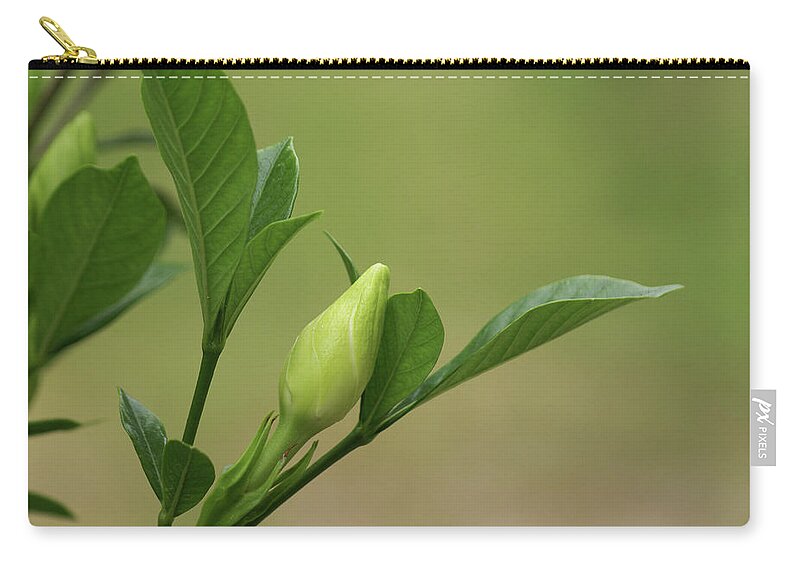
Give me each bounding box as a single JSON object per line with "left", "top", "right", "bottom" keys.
{"left": 324, "top": 231, "right": 360, "bottom": 285}
{"left": 238, "top": 440, "right": 319, "bottom": 526}
{"left": 197, "top": 412, "right": 287, "bottom": 526}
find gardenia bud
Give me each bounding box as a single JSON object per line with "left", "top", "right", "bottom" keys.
{"left": 279, "top": 262, "right": 389, "bottom": 438}
{"left": 196, "top": 263, "right": 390, "bottom": 526}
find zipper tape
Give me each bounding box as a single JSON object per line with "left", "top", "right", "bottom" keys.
{"left": 29, "top": 57, "right": 750, "bottom": 70}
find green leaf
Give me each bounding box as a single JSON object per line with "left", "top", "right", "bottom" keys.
{"left": 160, "top": 440, "right": 215, "bottom": 518}
{"left": 324, "top": 231, "right": 360, "bottom": 284}
{"left": 28, "top": 371, "right": 40, "bottom": 405}
{"left": 54, "top": 262, "right": 182, "bottom": 352}
{"left": 29, "top": 111, "right": 95, "bottom": 229}
{"left": 32, "top": 158, "right": 166, "bottom": 363}
{"left": 28, "top": 419, "right": 81, "bottom": 436}
{"left": 359, "top": 290, "right": 444, "bottom": 428}
{"left": 141, "top": 70, "right": 258, "bottom": 335}
{"left": 29, "top": 230, "right": 43, "bottom": 297}
{"left": 383, "top": 276, "right": 682, "bottom": 428}
{"left": 29, "top": 492, "right": 74, "bottom": 519}
{"left": 223, "top": 211, "right": 322, "bottom": 337}
{"left": 29, "top": 231, "right": 43, "bottom": 376}
{"left": 250, "top": 138, "right": 300, "bottom": 237}
{"left": 118, "top": 389, "right": 168, "bottom": 501}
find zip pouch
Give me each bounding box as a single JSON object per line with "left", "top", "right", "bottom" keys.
{"left": 28, "top": 17, "right": 750, "bottom": 526}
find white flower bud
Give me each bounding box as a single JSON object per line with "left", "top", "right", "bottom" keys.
{"left": 279, "top": 263, "right": 390, "bottom": 437}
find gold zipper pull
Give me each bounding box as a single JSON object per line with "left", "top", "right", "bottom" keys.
{"left": 39, "top": 16, "right": 98, "bottom": 64}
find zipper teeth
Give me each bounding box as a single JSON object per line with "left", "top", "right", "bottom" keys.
{"left": 30, "top": 57, "right": 750, "bottom": 70}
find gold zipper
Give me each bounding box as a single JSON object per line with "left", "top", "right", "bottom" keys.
{"left": 38, "top": 17, "right": 98, "bottom": 65}
{"left": 34, "top": 16, "right": 748, "bottom": 70}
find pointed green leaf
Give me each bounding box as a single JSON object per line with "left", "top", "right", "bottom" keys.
{"left": 383, "top": 276, "right": 683, "bottom": 429}
{"left": 141, "top": 70, "right": 257, "bottom": 334}
{"left": 54, "top": 262, "right": 182, "bottom": 353}
{"left": 29, "top": 111, "right": 95, "bottom": 229}
{"left": 28, "top": 419, "right": 81, "bottom": 436}
{"left": 223, "top": 211, "right": 322, "bottom": 337}
{"left": 29, "top": 492, "right": 74, "bottom": 520}
{"left": 359, "top": 290, "right": 444, "bottom": 428}
{"left": 250, "top": 138, "right": 300, "bottom": 237}
{"left": 32, "top": 158, "right": 166, "bottom": 363}
{"left": 161, "top": 440, "right": 215, "bottom": 518}
{"left": 118, "top": 389, "right": 168, "bottom": 501}
{"left": 324, "top": 231, "right": 360, "bottom": 284}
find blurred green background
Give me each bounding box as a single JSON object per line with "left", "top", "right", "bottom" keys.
{"left": 28, "top": 70, "right": 749, "bottom": 525}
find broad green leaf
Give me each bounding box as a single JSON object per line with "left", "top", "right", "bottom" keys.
{"left": 161, "top": 440, "right": 215, "bottom": 518}
{"left": 28, "top": 371, "right": 40, "bottom": 405}
{"left": 29, "top": 231, "right": 42, "bottom": 378}
{"left": 32, "top": 158, "right": 166, "bottom": 363}
{"left": 250, "top": 139, "right": 300, "bottom": 237}
{"left": 359, "top": 290, "right": 444, "bottom": 428}
{"left": 54, "top": 262, "right": 182, "bottom": 353}
{"left": 383, "top": 276, "right": 682, "bottom": 428}
{"left": 28, "top": 418, "right": 81, "bottom": 436}
{"left": 29, "top": 111, "right": 95, "bottom": 229}
{"left": 28, "top": 231, "right": 42, "bottom": 387}
{"left": 141, "top": 71, "right": 257, "bottom": 334}
{"left": 29, "top": 492, "right": 74, "bottom": 519}
{"left": 222, "top": 211, "right": 322, "bottom": 337}
{"left": 118, "top": 389, "right": 168, "bottom": 501}
{"left": 324, "top": 231, "right": 360, "bottom": 284}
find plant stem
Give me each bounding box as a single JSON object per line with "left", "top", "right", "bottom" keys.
{"left": 165, "top": 340, "right": 224, "bottom": 525}
{"left": 30, "top": 71, "right": 107, "bottom": 167}
{"left": 181, "top": 347, "right": 222, "bottom": 446}
{"left": 157, "top": 508, "right": 173, "bottom": 527}
{"left": 253, "top": 426, "right": 371, "bottom": 523}
{"left": 28, "top": 73, "right": 68, "bottom": 148}
{"left": 97, "top": 130, "right": 155, "bottom": 151}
